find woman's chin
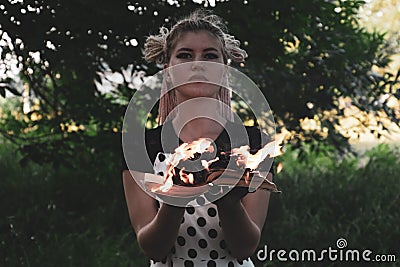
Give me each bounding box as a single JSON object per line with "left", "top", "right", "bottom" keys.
{"left": 175, "top": 85, "right": 220, "bottom": 100}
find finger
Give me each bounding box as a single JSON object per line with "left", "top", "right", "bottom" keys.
{"left": 156, "top": 193, "right": 195, "bottom": 207}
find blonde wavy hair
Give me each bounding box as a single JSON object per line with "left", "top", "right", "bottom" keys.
{"left": 144, "top": 9, "right": 248, "bottom": 124}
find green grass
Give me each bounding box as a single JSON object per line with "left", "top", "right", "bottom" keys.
{"left": 1, "top": 139, "right": 399, "bottom": 267}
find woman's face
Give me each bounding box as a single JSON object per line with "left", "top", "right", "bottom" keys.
{"left": 165, "top": 30, "right": 226, "bottom": 103}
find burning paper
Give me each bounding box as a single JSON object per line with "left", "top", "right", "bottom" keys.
{"left": 230, "top": 132, "right": 286, "bottom": 170}
{"left": 153, "top": 133, "right": 286, "bottom": 193}
{"left": 156, "top": 138, "right": 215, "bottom": 192}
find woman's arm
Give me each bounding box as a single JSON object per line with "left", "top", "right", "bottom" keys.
{"left": 216, "top": 172, "right": 273, "bottom": 260}
{"left": 122, "top": 170, "right": 185, "bottom": 261}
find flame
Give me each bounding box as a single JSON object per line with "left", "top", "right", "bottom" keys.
{"left": 179, "top": 167, "right": 195, "bottom": 184}
{"left": 153, "top": 138, "right": 215, "bottom": 192}
{"left": 155, "top": 162, "right": 176, "bottom": 192}
{"left": 231, "top": 133, "right": 286, "bottom": 170}
{"left": 170, "top": 138, "right": 213, "bottom": 185}
{"left": 201, "top": 157, "right": 219, "bottom": 171}
{"left": 169, "top": 138, "right": 214, "bottom": 167}
{"left": 157, "top": 177, "right": 174, "bottom": 193}
{"left": 276, "top": 162, "right": 284, "bottom": 174}
{"left": 152, "top": 133, "right": 286, "bottom": 193}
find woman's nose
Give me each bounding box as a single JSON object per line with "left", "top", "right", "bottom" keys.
{"left": 190, "top": 60, "right": 205, "bottom": 71}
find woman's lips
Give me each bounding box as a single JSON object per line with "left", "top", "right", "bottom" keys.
{"left": 188, "top": 75, "right": 209, "bottom": 82}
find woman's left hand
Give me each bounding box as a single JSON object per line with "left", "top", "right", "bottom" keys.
{"left": 213, "top": 186, "right": 249, "bottom": 207}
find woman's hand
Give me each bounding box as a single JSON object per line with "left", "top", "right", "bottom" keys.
{"left": 155, "top": 192, "right": 197, "bottom": 207}
{"left": 213, "top": 186, "right": 249, "bottom": 207}
{"left": 206, "top": 169, "right": 253, "bottom": 206}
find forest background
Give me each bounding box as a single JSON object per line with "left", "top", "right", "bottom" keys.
{"left": 0, "top": 0, "right": 399, "bottom": 266}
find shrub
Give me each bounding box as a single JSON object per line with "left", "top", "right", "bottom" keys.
{"left": 258, "top": 144, "right": 400, "bottom": 266}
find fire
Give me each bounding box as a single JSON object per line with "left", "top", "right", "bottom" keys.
{"left": 179, "top": 167, "right": 195, "bottom": 184}
{"left": 156, "top": 138, "right": 214, "bottom": 192}
{"left": 169, "top": 138, "right": 214, "bottom": 166}
{"left": 276, "top": 162, "right": 284, "bottom": 174}
{"left": 201, "top": 157, "right": 219, "bottom": 171}
{"left": 153, "top": 133, "right": 286, "bottom": 193}
{"left": 156, "top": 177, "right": 173, "bottom": 193}
{"left": 231, "top": 133, "right": 286, "bottom": 170}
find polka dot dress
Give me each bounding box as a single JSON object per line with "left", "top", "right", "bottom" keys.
{"left": 150, "top": 153, "right": 255, "bottom": 267}
{"left": 150, "top": 200, "right": 255, "bottom": 266}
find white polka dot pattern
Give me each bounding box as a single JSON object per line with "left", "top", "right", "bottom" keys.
{"left": 153, "top": 152, "right": 172, "bottom": 177}
{"left": 150, "top": 160, "right": 255, "bottom": 266}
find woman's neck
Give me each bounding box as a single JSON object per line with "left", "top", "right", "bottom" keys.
{"left": 172, "top": 118, "right": 226, "bottom": 142}
{"left": 171, "top": 97, "right": 227, "bottom": 142}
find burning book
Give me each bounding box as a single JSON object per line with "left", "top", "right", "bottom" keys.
{"left": 139, "top": 133, "right": 285, "bottom": 197}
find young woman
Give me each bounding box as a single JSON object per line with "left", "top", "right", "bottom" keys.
{"left": 123, "top": 10, "right": 274, "bottom": 267}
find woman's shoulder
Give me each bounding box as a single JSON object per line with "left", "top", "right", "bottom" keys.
{"left": 145, "top": 124, "right": 163, "bottom": 142}
{"left": 224, "top": 121, "right": 271, "bottom": 152}
{"left": 145, "top": 121, "right": 177, "bottom": 153}
{"left": 145, "top": 122, "right": 173, "bottom": 143}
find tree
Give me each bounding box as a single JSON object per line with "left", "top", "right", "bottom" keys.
{"left": 0, "top": 0, "right": 398, "bottom": 167}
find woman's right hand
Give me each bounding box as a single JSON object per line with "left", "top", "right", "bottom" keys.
{"left": 155, "top": 192, "right": 197, "bottom": 207}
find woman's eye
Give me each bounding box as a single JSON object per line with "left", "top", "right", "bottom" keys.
{"left": 204, "top": 53, "right": 219, "bottom": 60}
{"left": 176, "top": 53, "right": 192, "bottom": 59}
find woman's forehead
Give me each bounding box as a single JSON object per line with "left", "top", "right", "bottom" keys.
{"left": 172, "top": 30, "right": 223, "bottom": 51}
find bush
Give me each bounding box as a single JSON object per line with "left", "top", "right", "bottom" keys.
{"left": 258, "top": 144, "right": 400, "bottom": 266}
{"left": 0, "top": 139, "right": 146, "bottom": 267}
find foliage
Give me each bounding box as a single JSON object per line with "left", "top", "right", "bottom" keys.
{"left": 0, "top": 0, "right": 399, "bottom": 166}
{"left": 358, "top": 0, "right": 400, "bottom": 36}
{"left": 0, "top": 139, "right": 146, "bottom": 267}
{"left": 259, "top": 143, "right": 400, "bottom": 266}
